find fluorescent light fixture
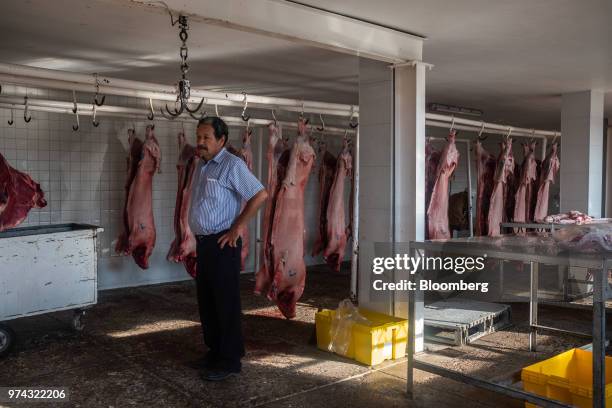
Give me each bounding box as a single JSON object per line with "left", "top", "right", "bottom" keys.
{"left": 428, "top": 103, "right": 483, "bottom": 117}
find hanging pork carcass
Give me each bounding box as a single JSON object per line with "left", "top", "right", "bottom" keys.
{"left": 115, "top": 125, "right": 161, "bottom": 269}
{"left": 167, "top": 132, "right": 198, "bottom": 277}
{"left": 312, "top": 140, "right": 337, "bottom": 257}
{"left": 427, "top": 130, "right": 459, "bottom": 239}
{"left": 258, "top": 119, "right": 315, "bottom": 318}
{"left": 513, "top": 140, "right": 538, "bottom": 224}
{"left": 0, "top": 152, "right": 47, "bottom": 231}
{"left": 237, "top": 129, "right": 254, "bottom": 271}
{"left": 533, "top": 142, "right": 560, "bottom": 222}
{"left": 487, "top": 138, "right": 514, "bottom": 237}
{"left": 474, "top": 139, "right": 496, "bottom": 236}
{"left": 323, "top": 138, "right": 352, "bottom": 272}
{"left": 254, "top": 123, "right": 285, "bottom": 295}
{"left": 425, "top": 139, "right": 441, "bottom": 239}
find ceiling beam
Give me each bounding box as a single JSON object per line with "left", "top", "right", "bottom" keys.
{"left": 128, "top": 0, "right": 424, "bottom": 63}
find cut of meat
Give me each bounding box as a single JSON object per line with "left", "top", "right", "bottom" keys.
{"left": 323, "top": 138, "right": 352, "bottom": 272}
{"left": 474, "top": 140, "right": 496, "bottom": 236}
{"left": 267, "top": 119, "right": 315, "bottom": 318}
{"left": 0, "top": 152, "right": 47, "bottom": 231}
{"left": 254, "top": 123, "right": 283, "bottom": 295}
{"left": 513, "top": 141, "right": 538, "bottom": 224}
{"left": 533, "top": 142, "right": 560, "bottom": 222}
{"left": 312, "top": 141, "right": 337, "bottom": 257}
{"left": 167, "top": 132, "right": 198, "bottom": 277}
{"left": 115, "top": 125, "right": 161, "bottom": 269}
{"left": 504, "top": 161, "right": 521, "bottom": 223}
{"left": 543, "top": 210, "right": 592, "bottom": 225}
{"left": 487, "top": 138, "right": 515, "bottom": 236}
{"left": 530, "top": 158, "right": 542, "bottom": 221}
{"left": 427, "top": 131, "right": 459, "bottom": 239}
{"left": 237, "top": 129, "right": 254, "bottom": 271}
{"left": 425, "top": 139, "right": 442, "bottom": 239}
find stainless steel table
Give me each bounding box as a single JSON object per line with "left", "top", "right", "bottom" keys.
{"left": 406, "top": 236, "right": 611, "bottom": 408}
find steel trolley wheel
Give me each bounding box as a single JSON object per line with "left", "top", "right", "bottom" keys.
{"left": 0, "top": 323, "right": 15, "bottom": 357}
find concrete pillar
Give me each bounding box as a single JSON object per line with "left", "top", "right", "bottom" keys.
{"left": 357, "top": 59, "right": 394, "bottom": 315}
{"left": 357, "top": 59, "right": 426, "bottom": 354}
{"left": 560, "top": 90, "right": 605, "bottom": 217}
{"left": 605, "top": 124, "right": 612, "bottom": 217}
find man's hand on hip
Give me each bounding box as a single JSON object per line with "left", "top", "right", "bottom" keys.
{"left": 218, "top": 225, "right": 242, "bottom": 249}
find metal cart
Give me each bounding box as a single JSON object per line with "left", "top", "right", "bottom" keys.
{"left": 406, "top": 236, "right": 611, "bottom": 408}
{"left": 0, "top": 223, "right": 103, "bottom": 357}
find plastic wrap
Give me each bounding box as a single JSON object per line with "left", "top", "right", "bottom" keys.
{"left": 328, "top": 299, "right": 370, "bottom": 356}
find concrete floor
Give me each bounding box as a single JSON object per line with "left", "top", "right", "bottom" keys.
{"left": 0, "top": 265, "right": 604, "bottom": 407}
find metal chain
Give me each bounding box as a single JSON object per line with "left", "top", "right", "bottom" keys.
{"left": 178, "top": 15, "right": 189, "bottom": 79}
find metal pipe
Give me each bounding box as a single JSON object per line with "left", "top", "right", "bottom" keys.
{"left": 0, "top": 73, "right": 356, "bottom": 118}
{"left": 426, "top": 120, "right": 550, "bottom": 140}
{"left": 427, "top": 113, "right": 558, "bottom": 138}
{"left": 0, "top": 63, "right": 359, "bottom": 117}
{"left": 0, "top": 99, "right": 355, "bottom": 135}
{"left": 350, "top": 125, "right": 360, "bottom": 301}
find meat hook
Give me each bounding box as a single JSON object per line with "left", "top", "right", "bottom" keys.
{"left": 271, "top": 109, "right": 277, "bottom": 126}
{"left": 93, "top": 74, "right": 106, "bottom": 106}
{"left": 241, "top": 92, "right": 250, "bottom": 121}
{"left": 185, "top": 97, "right": 205, "bottom": 114}
{"left": 477, "top": 121, "right": 488, "bottom": 141}
{"left": 316, "top": 113, "right": 325, "bottom": 132}
{"left": 348, "top": 105, "right": 358, "bottom": 128}
{"left": 147, "top": 98, "right": 155, "bottom": 121}
{"left": 23, "top": 96, "right": 32, "bottom": 123}
{"left": 92, "top": 103, "right": 100, "bottom": 127}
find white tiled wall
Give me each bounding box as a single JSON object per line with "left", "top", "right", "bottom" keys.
{"left": 0, "top": 86, "right": 352, "bottom": 290}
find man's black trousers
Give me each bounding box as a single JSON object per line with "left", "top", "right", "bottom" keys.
{"left": 195, "top": 231, "right": 244, "bottom": 371}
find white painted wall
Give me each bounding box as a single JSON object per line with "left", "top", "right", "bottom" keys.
{"left": 0, "top": 85, "right": 353, "bottom": 290}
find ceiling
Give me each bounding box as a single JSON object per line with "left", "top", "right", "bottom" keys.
{"left": 0, "top": 0, "right": 610, "bottom": 129}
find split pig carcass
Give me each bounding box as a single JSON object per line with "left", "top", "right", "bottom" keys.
{"left": 312, "top": 140, "right": 337, "bottom": 257}
{"left": 474, "top": 139, "right": 496, "bottom": 236}
{"left": 256, "top": 120, "right": 315, "bottom": 319}
{"left": 237, "top": 129, "right": 254, "bottom": 271}
{"left": 254, "top": 124, "right": 289, "bottom": 295}
{"left": 115, "top": 125, "right": 161, "bottom": 269}
{"left": 167, "top": 132, "right": 199, "bottom": 277}
{"left": 487, "top": 138, "right": 514, "bottom": 237}
{"left": 513, "top": 140, "right": 538, "bottom": 225}
{"left": 322, "top": 138, "right": 352, "bottom": 272}
{"left": 427, "top": 130, "right": 459, "bottom": 239}
{"left": 533, "top": 142, "right": 560, "bottom": 222}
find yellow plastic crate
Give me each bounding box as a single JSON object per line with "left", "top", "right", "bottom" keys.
{"left": 315, "top": 308, "right": 408, "bottom": 366}
{"left": 521, "top": 348, "right": 612, "bottom": 408}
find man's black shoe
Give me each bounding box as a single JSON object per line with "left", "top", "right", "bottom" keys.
{"left": 186, "top": 353, "right": 217, "bottom": 370}
{"left": 200, "top": 368, "right": 240, "bottom": 382}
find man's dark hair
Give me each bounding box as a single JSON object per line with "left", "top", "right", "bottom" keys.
{"left": 198, "top": 116, "right": 229, "bottom": 145}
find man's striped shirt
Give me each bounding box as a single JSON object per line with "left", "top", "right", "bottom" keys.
{"left": 188, "top": 147, "right": 264, "bottom": 235}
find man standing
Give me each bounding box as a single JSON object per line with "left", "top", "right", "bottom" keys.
{"left": 188, "top": 117, "right": 267, "bottom": 381}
